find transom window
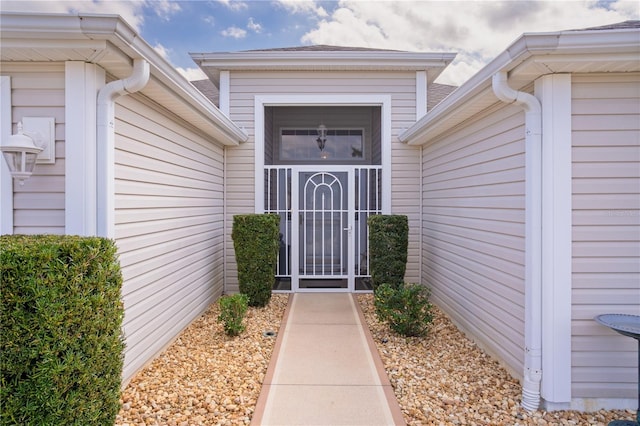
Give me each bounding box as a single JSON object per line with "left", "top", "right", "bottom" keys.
{"left": 280, "top": 128, "right": 364, "bottom": 161}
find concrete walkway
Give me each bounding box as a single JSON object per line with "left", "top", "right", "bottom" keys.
{"left": 251, "top": 293, "right": 406, "bottom": 426}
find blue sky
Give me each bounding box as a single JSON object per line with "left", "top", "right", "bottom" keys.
{"left": 3, "top": 1, "right": 639, "bottom": 84}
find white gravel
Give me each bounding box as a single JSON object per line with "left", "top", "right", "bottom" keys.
{"left": 115, "top": 293, "right": 636, "bottom": 425}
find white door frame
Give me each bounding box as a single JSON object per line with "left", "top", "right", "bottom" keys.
{"left": 254, "top": 94, "right": 392, "bottom": 292}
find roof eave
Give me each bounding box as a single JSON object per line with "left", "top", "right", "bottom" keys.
{"left": 191, "top": 51, "right": 457, "bottom": 84}
{"left": 0, "top": 12, "right": 248, "bottom": 146}
{"left": 400, "top": 27, "right": 640, "bottom": 146}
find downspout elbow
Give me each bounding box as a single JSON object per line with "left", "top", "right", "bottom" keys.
{"left": 96, "top": 59, "right": 150, "bottom": 238}
{"left": 492, "top": 72, "right": 541, "bottom": 116}
{"left": 98, "top": 59, "right": 150, "bottom": 107}
{"left": 492, "top": 72, "right": 519, "bottom": 104}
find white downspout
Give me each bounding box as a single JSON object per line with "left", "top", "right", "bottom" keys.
{"left": 492, "top": 71, "right": 543, "bottom": 412}
{"left": 96, "top": 59, "right": 150, "bottom": 238}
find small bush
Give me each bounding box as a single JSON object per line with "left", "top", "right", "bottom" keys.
{"left": 368, "top": 215, "right": 408, "bottom": 291}
{"left": 0, "top": 235, "right": 124, "bottom": 425}
{"left": 218, "top": 294, "right": 249, "bottom": 336}
{"left": 374, "top": 283, "right": 433, "bottom": 337}
{"left": 232, "top": 214, "right": 280, "bottom": 307}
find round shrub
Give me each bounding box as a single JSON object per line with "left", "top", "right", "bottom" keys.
{"left": 217, "top": 294, "right": 249, "bottom": 336}
{"left": 374, "top": 282, "right": 433, "bottom": 337}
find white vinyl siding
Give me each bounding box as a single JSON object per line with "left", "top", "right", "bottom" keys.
{"left": 571, "top": 73, "right": 640, "bottom": 399}
{"left": 421, "top": 104, "right": 527, "bottom": 379}
{"left": 113, "top": 95, "right": 226, "bottom": 382}
{"left": 2, "top": 63, "right": 65, "bottom": 234}
{"left": 226, "top": 70, "right": 420, "bottom": 292}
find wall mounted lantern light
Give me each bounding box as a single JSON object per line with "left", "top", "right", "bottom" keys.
{"left": 1, "top": 118, "right": 54, "bottom": 185}
{"left": 316, "top": 123, "right": 328, "bottom": 159}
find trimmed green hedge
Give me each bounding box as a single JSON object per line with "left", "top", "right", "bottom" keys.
{"left": 368, "top": 215, "right": 408, "bottom": 291}
{"left": 232, "top": 214, "right": 280, "bottom": 307}
{"left": 0, "top": 235, "right": 124, "bottom": 426}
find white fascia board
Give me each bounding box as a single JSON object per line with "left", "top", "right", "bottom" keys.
{"left": 555, "top": 27, "right": 640, "bottom": 52}
{"left": 1, "top": 12, "right": 93, "bottom": 39}
{"left": 193, "top": 50, "right": 456, "bottom": 66}
{"left": 399, "top": 27, "right": 640, "bottom": 146}
{"left": 192, "top": 51, "right": 457, "bottom": 83}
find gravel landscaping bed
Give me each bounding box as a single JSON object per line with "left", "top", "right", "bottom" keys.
{"left": 116, "top": 293, "right": 634, "bottom": 425}
{"left": 357, "top": 294, "right": 635, "bottom": 426}
{"left": 115, "top": 295, "right": 288, "bottom": 426}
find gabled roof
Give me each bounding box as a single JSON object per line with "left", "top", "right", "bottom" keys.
{"left": 572, "top": 20, "right": 640, "bottom": 31}
{"left": 0, "top": 12, "right": 247, "bottom": 146}
{"left": 399, "top": 21, "right": 640, "bottom": 145}
{"left": 244, "top": 45, "right": 404, "bottom": 53}
{"left": 191, "top": 45, "right": 456, "bottom": 87}
{"left": 428, "top": 83, "right": 457, "bottom": 111}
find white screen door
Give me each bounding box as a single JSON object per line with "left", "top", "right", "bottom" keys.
{"left": 265, "top": 166, "right": 382, "bottom": 292}
{"left": 297, "top": 170, "right": 351, "bottom": 290}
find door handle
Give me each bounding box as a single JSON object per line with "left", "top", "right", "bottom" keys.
{"left": 344, "top": 225, "right": 352, "bottom": 232}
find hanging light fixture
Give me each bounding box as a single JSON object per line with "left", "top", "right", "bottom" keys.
{"left": 316, "top": 123, "right": 328, "bottom": 159}
{"left": 1, "top": 122, "right": 43, "bottom": 185}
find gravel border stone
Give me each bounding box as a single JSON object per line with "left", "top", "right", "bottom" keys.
{"left": 115, "top": 293, "right": 635, "bottom": 425}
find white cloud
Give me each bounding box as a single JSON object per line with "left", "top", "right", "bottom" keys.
{"left": 151, "top": 0, "right": 181, "bottom": 21}
{"left": 301, "top": 0, "right": 640, "bottom": 85}
{"left": 221, "top": 26, "right": 248, "bottom": 39}
{"left": 153, "top": 43, "right": 172, "bottom": 61}
{"left": 177, "top": 67, "right": 207, "bottom": 81}
{"left": 248, "top": 17, "right": 263, "bottom": 33}
{"left": 217, "top": 0, "right": 248, "bottom": 12}
{"left": 276, "top": 0, "right": 328, "bottom": 18}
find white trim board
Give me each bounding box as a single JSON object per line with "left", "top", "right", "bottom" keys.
{"left": 1, "top": 76, "right": 13, "bottom": 234}
{"left": 536, "top": 74, "right": 572, "bottom": 405}
{"left": 65, "top": 61, "right": 104, "bottom": 236}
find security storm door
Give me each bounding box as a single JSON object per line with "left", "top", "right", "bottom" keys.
{"left": 265, "top": 166, "right": 382, "bottom": 292}
{"left": 298, "top": 170, "right": 351, "bottom": 291}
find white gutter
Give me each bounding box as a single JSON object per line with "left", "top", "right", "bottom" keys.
{"left": 492, "top": 71, "right": 542, "bottom": 412}
{"left": 97, "top": 58, "right": 150, "bottom": 238}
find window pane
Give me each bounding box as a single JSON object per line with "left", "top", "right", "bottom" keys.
{"left": 280, "top": 128, "right": 364, "bottom": 161}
